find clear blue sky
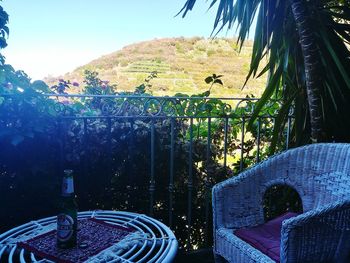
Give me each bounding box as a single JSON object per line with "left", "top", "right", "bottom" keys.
{"left": 2, "top": 0, "right": 253, "bottom": 80}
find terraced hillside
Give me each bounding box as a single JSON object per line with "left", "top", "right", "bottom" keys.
{"left": 46, "top": 37, "right": 266, "bottom": 97}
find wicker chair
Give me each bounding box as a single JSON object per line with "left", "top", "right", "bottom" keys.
{"left": 212, "top": 143, "right": 350, "bottom": 263}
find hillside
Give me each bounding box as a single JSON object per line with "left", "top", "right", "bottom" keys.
{"left": 46, "top": 37, "right": 266, "bottom": 97}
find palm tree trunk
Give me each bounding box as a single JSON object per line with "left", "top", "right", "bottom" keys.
{"left": 290, "top": 0, "right": 325, "bottom": 142}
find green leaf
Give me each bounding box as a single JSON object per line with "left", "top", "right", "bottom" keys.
{"left": 213, "top": 79, "right": 223, "bottom": 85}
{"left": 256, "top": 63, "right": 271, "bottom": 79}
{"left": 175, "top": 93, "right": 189, "bottom": 97}
{"left": 176, "top": 0, "right": 197, "bottom": 18}
{"left": 202, "top": 90, "right": 210, "bottom": 97}
{"left": 32, "top": 80, "right": 50, "bottom": 92}
{"left": 247, "top": 64, "right": 283, "bottom": 131}
{"left": 204, "top": 76, "right": 213, "bottom": 84}
{"left": 319, "top": 30, "right": 350, "bottom": 90}
{"left": 270, "top": 92, "right": 297, "bottom": 153}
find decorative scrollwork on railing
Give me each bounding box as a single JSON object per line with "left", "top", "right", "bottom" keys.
{"left": 0, "top": 93, "right": 293, "bottom": 118}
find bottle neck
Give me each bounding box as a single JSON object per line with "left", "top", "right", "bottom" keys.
{"left": 62, "top": 176, "right": 74, "bottom": 197}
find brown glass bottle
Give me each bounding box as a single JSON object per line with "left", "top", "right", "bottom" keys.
{"left": 57, "top": 169, "right": 78, "bottom": 249}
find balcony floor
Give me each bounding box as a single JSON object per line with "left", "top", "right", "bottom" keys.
{"left": 175, "top": 248, "right": 214, "bottom": 263}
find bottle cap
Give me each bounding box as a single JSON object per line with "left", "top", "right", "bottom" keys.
{"left": 63, "top": 169, "right": 73, "bottom": 176}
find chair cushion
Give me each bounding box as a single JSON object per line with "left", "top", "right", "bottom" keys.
{"left": 234, "top": 212, "right": 298, "bottom": 262}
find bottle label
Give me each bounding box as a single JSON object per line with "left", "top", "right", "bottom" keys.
{"left": 62, "top": 177, "right": 74, "bottom": 196}
{"left": 57, "top": 214, "right": 74, "bottom": 242}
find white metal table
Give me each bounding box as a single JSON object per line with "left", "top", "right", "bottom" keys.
{"left": 0, "top": 210, "right": 178, "bottom": 262}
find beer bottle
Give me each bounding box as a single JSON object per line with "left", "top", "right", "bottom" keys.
{"left": 57, "top": 169, "right": 78, "bottom": 249}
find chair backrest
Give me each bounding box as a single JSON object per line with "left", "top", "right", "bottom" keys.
{"left": 259, "top": 143, "right": 350, "bottom": 213}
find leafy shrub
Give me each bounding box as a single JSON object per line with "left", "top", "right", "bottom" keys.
{"left": 0, "top": 68, "right": 289, "bottom": 250}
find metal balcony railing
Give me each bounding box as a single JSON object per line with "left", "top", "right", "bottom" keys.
{"left": 0, "top": 93, "right": 293, "bottom": 250}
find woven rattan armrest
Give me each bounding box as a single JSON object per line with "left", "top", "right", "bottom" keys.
{"left": 212, "top": 166, "right": 266, "bottom": 232}
{"left": 280, "top": 199, "right": 350, "bottom": 263}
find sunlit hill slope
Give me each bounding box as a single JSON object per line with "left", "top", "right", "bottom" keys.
{"left": 46, "top": 37, "right": 266, "bottom": 97}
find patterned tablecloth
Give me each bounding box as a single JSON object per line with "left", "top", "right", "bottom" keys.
{"left": 18, "top": 218, "right": 136, "bottom": 263}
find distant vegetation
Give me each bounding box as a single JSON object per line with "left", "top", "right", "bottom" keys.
{"left": 45, "top": 37, "right": 266, "bottom": 97}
